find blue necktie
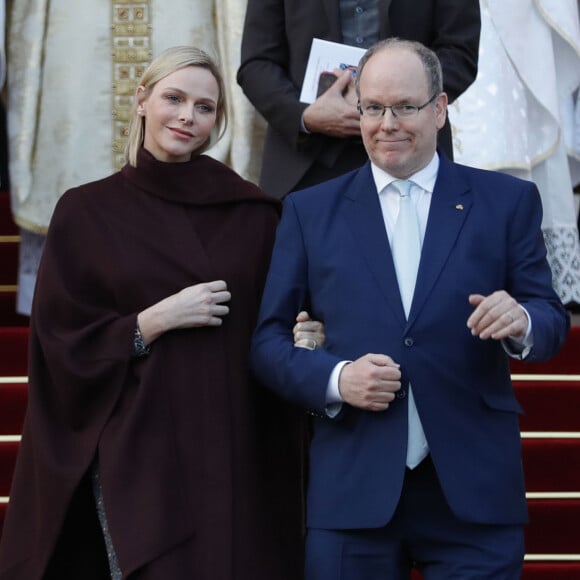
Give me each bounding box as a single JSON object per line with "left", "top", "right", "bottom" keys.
{"left": 391, "top": 180, "right": 429, "bottom": 468}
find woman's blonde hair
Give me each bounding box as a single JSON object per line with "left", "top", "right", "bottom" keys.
{"left": 125, "top": 45, "right": 228, "bottom": 166}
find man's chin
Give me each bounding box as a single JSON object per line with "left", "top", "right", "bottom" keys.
{"left": 371, "top": 152, "right": 409, "bottom": 176}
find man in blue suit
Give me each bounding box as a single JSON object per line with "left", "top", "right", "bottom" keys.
{"left": 251, "top": 38, "right": 570, "bottom": 579}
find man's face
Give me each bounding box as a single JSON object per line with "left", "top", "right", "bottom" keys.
{"left": 358, "top": 47, "right": 447, "bottom": 179}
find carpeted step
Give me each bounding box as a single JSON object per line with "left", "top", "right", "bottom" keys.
{"left": 0, "top": 191, "right": 18, "bottom": 236}
{"left": 0, "top": 501, "right": 6, "bottom": 532}
{"left": 516, "top": 380, "right": 580, "bottom": 431}
{"left": 0, "top": 440, "right": 18, "bottom": 496}
{"left": 0, "top": 382, "right": 27, "bottom": 435}
{"left": 510, "top": 326, "right": 580, "bottom": 375}
{"left": 0, "top": 327, "right": 28, "bottom": 376}
{"left": 411, "top": 562, "right": 580, "bottom": 579}
{"left": 0, "top": 188, "right": 24, "bottom": 328}
{"left": 522, "top": 562, "right": 580, "bottom": 579}
{"left": 526, "top": 499, "right": 580, "bottom": 553}
{"left": 522, "top": 438, "right": 580, "bottom": 491}
{"left": 0, "top": 291, "right": 28, "bottom": 327}
{"left": 0, "top": 241, "right": 18, "bottom": 286}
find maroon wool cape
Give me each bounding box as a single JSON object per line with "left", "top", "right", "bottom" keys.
{"left": 0, "top": 150, "right": 305, "bottom": 579}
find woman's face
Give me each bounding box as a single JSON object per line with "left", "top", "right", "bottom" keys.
{"left": 138, "top": 66, "right": 219, "bottom": 163}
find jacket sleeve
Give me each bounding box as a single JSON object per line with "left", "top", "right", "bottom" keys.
{"left": 504, "top": 180, "right": 570, "bottom": 362}
{"left": 250, "top": 196, "right": 342, "bottom": 412}
{"left": 237, "top": 0, "right": 310, "bottom": 151}
{"left": 431, "top": 0, "right": 481, "bottom": 102}
{"left": 30, "top": 188, "right": 137, "bottom": 432}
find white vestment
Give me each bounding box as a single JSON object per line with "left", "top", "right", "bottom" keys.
{"left": 449, "top": 0, "right": 580, "bottom": 305}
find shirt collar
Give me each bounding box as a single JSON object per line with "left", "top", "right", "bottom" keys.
{"left": 370, "top": 152, "right": 440, "bottom": 195}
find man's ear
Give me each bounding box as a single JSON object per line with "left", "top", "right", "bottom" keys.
{"left": 435, "top": 92, "right": 448, "bottom": 129}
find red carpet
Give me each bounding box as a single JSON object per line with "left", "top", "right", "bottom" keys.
{"left": 1, "top": 189, "right": 579, "bottom": 577}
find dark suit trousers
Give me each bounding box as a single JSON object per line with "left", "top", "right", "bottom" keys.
{"left": 305, "top": 456, "right": 524, "bottom": 580}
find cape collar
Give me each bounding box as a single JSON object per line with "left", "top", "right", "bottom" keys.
{"left": 121, "top": 148, "right": 279, "bottom": 208}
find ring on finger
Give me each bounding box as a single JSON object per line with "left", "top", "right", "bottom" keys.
{"left": 306, "top": 338, "right": 317, "bottom": 350}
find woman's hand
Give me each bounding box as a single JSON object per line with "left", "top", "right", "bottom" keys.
{"left": 171, "top": 281, "right": 231, "bottom": 329}
{"left": 137, "top": 280, "right": 231, "bottom": 346}
{"left": 293, "top": 310, "right": 326, "bottom": 350}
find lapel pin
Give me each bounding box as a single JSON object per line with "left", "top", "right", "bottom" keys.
{"left": 455, "top": 204, "right": 464, "bottom": 211}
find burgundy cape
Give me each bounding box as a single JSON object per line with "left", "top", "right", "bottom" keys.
{"left": 0, "top": 150, "right": 305, "bottom": 579}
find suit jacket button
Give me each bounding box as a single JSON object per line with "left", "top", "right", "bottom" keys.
{"left": 396, "top": 389, "right": 406, "bottom": 399}
{"left": 404, "top": 337, "right": 414, "bottom": 347}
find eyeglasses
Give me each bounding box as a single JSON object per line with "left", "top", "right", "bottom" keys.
{"left": 357, "top": 94, "right": 439, "bottom": 119}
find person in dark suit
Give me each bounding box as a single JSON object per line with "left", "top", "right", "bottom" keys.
{"left": 250, "top": 38, "right": 570, "bottom": 579}
{"left": 237, "top": 0, "right": 480, "bottom": 198}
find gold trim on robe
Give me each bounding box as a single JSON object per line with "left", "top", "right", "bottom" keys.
{"left": 111, "top": 1, "right": 152, "bottom": 171}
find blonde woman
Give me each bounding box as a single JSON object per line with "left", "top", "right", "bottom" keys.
{"left": 0, "top": 46, "right": 321, "bottom": 580}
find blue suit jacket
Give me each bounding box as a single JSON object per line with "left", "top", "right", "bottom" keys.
{"left": 251, "top": 154, "right": 569, "bottom": 529}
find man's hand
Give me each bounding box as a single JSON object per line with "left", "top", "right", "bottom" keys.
{"left": 302, "top": 69, "right": 361, "bottom": 138}
{"left": 338, "top": 353, "right": 401, "bottom": 412}
{"left": 293, "top": 310, "right": 325, "bottom": 350}
{"left": 467, "top": 290, "right": 527, "bottom": 340}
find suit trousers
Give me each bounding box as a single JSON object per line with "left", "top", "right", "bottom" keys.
{"left": 305, "top": 456, "right": 525, "bottom": 580}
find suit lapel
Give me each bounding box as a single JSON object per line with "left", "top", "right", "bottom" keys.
{"left": 341, "top": 164, "right": 407, "bottom": 324}
{"left": 321, "top": 0, "right": 342, "bottom": 39}
{"left": 379, "top": 0, "right": 394, "bottom": 37}
{"left": 408, "top": 155, "right": 473, "bottom": 324}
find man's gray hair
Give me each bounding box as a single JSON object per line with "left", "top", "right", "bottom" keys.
{"left": 355, "top": 38, "right": 443, "bottom": 98}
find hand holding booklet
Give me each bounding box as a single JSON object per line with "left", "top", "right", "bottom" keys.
{"left": 299, "top": 38, "right": 366, "bottom": 104}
